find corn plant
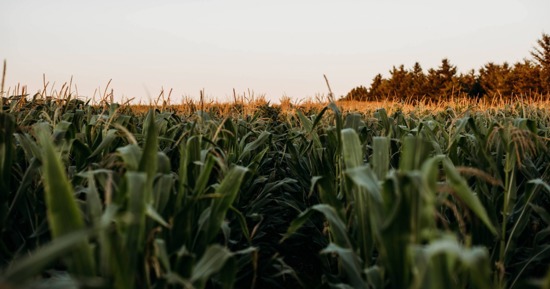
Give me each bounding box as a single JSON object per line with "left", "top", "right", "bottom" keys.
{"left": 282, "top": 105, "right": 549, "bottom": 289}
{"left": 1, "top": 96, "right": 549, "bottom": 289}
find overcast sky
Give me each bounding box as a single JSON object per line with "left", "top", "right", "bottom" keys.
{"left": 1, "top": 0, "right": 549, "bottom": 103}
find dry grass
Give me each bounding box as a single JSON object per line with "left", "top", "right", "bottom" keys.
{"left": 127, "top": 95, "right": 550, "bottom": 119}
{"left": 4, "top": 80, "right": 550, "bottom": 117}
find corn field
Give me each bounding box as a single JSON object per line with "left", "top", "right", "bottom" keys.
{"left": 1, "top": 95, "right": 550, "bottom": 289}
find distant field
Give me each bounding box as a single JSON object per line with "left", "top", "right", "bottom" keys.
{"left": 1, "top": 93, "right": 549, "bottom": 289}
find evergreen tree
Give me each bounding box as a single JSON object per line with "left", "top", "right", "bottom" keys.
{"left": 509, "top": 60, "right": 543, "bottom": 95}
{"left": 367, "top": 74, "right": 389, "bottom": 100}
{"left": 531, "top": 33, "right": 550, "bottom": 68}
{"left": 458, "top": 69, "right": 484, "bottom": 97}
{"left": 478, "top": 62, "right": 512, "bottom": 96}
{"left": 410, "top": 62, "right": 427, "bottom": 97}
{"left": 426, "top": 58, "right": 458, "bottom": 99}
{"left": 387, "top": 65, "right": 411, "bottom": 98}
{"left": 530, "top": 33, "right": 550, "bottom": 93}
{"left": 344, "top": 85, "right": 369, "bottom": 101}
{"left": 343, "top": 33, "right": 550, "bottom": 102}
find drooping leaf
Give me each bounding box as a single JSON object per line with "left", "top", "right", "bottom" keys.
{"left": 191, "top": 245, "right": 233, "bottom": 288}
{"left": 282, "top": 204, "right": 352, "bottom": 249}
{"left": 321, "top": 243, "right": 366, "bottom": 289}
{"left": 442, "top": 158, "right": 497, "bottom": 235}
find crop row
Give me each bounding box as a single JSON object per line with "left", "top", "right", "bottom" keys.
{"left": 0, "top": 99, "right": 549, "bottom": 289}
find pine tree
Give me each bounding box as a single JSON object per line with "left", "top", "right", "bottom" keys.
{"left": 367, "top": 74, "right": 388, "bottom": 101}
{"left": 410, "top": 62, "right": 427, "bottom": 98}
{"left": 387, "top": 65, "right": 411, "bottom": 98}
{"left": 478, "top": 62, "right": 512, "bottom": 96}
{"left": 531, "top": 33, "right": 550, "bottom": 68}
{"left": 344, "top": 85, "right": 369, "bottom": 101}
{"left": 458, "top": 69, "right": 483, "bottom": 97}
{"left": 509, "top": 60, "right": 543, "bottom": 95}
{"left": 530, "top": 33, "right": 550, "bottom": 94}
{"left": 426, "top": 58, "right": 458, "bottom": 99}
{"left": 344, "top": 34, "right": 550, "bottom": 102}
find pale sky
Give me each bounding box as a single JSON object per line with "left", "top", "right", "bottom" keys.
{"left": 1, "top": 0, "right": 549, "bottom": 103}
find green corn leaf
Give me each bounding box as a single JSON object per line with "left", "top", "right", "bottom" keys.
{"left": 157, "top": 151, "right": 171, "bottom": 174}
{"left": 413, "top": 237, "right": 492, "bottom": 289}
{"left": 399, "top": 136, "right": 430, "bottom": 171}
{"left": 165, "top": 272, "right": 193, "bottom": 288}
{"left": 321, "top": 243, "right": 367, "bottom": 289}
{"left": 240, "top": 131, "right": 270, "bottom": 161}
{"left": 442, "top": 158, "right": 497, "bottom": 235}
{"left": 364, "top": 265, "right": 384, "bottom": 289}
{"left": 191, "top": 245, "right": 233, "bottom": 288}
{"left": 341, "top": 128, "right": 375, "bottom": 263}
{"left": 0, "top": 228, "right": 95, "bottom": 285}
{"left": 177, "top": 135, "right": 201, "bottom": 209}
{"left": 85, "top": 170, "right": 103, "bottom": 228}
{"left": 203, "top": 166, "right": 248, "bottom": 244}
{"left": 374, "top": 108, "right": 390, "bottom": 136}
{"left": 194, "top": 154, "right": 216, "bottom": 196}
{"left": 282, "top": 204, "right": 352, "bottom": 249}
{"left": 52, "top": 120, "right": 72, "bottom": 141}
{"left": 341, "top": 128, "right": 363, "bottom": 169}
{"left": 15, "top": 132, "right": 42, "bottom": 161}
{"left": 311, "top": 106, "right": 329, "bottom": 130}
{"left": 117, "top": 144, "right": 142, "bottom": 171}
{"left": 372, "top": 136, "right": 390, "bottom": 180}
{"left": 529, "top": 178, "right": 550, "bottom": 198}
{"left": 125, "top": 172, "right": 148, "bottom": 253}
{"left": 97, "top": 204, "right": 132, "bottom": 289}
{"left": 217, "top": 257, "right": 237, "bottom": 289}
{"left": 311, "top": 175, "right": 344, "bottom": 215}
{"left": 447, "top": 116, "right": 470, "bottom": 152}
{"left": 116, "top": 172, "right": 148, "bottom": 289}
{"left": 505, "top": 181, "right": 543, "bottom": 255}
{"left": 146, "top": 204, "right": 170, "bottom": 228}
{"left": 71, "top": 138, "right": 92, "bottom": 170}
{"left": 297, "top": 110, "right": 313, "bottom": 132}
{"left": 153, "top": 174, "right": 174, "bottom": 214}
{"left": 345, "top": 166, "right": 384, "bottom": 217}
{"left": 229, "top": 206, "right": 251, "bottom": 243}
{"left": 328, "top": 102, "right": 343, "bottom": 130}
{"left": 36, "top": 127, "right": 96, "bottom": 277}
{"left": 344, "top": 113, "right": 364, "bottom": 131}
{"left": 139, "top": 110, "right": 158, "bottom": 204}
{"left": 154, "top": 239, "right": 171, "bottom": 273}
{"left": 88, "top": 129, "right": 118, "bottom": 158}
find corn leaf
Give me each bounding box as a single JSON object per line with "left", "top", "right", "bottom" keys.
{"left": 36, "top": 127, "right": 96, "bottom": 277}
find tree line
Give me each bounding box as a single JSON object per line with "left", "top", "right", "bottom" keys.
{"left": 343, "top": 33, "right": 550, "bottom": 101}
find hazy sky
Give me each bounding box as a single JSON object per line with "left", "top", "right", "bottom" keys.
{"left": 1, "top": 0, "right": 549, "bottom": 103}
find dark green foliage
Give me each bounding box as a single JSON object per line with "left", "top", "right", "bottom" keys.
{"left": 0, "top": 96, "right": 549, "bottom": 289}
